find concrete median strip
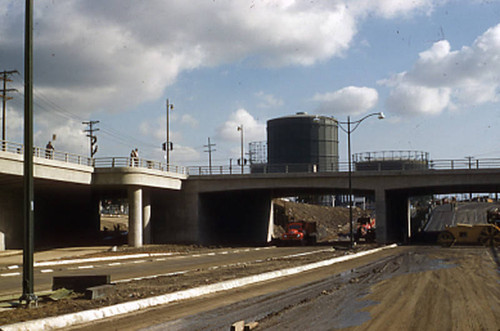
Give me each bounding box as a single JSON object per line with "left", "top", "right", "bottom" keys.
{"left": 0, "top": 244, "right": 397, "bottom": 331}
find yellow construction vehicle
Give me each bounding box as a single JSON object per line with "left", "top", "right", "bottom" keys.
{"left": 437, "top": 223, "right": 500, "bottom": 247}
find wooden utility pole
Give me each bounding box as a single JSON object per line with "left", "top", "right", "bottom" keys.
{"left": 82, "top": 120, "right": 100, "bottom": 158}
{"left": 204, "top": 137, "right": 216, "bottom": 174}
{"left": 0, "top": 70, "right": 18, "bottom": 143}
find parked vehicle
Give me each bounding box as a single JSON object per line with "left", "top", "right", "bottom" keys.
{"left": 281, "top": 221, "right": 317, "bottom": 245}
{"left": 355, "top": 217, "right": 376, "bottom": 242}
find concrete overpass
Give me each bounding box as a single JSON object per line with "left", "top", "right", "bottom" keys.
{"left": 1, "top": 140, "right": 499, "bottom": 249}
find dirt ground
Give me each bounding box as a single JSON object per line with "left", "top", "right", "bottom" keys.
{"left": 273, "top": 199, "right": 367, "bottom": 241}
{"left": 255, "top": 246, "right": 500, "bottom": 331}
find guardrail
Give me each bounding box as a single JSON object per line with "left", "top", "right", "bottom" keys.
{"left": 1, "top": 140, "right": 187, "bottom": 175}
{"left": 93, "top": 157, "right": 187, "bottom": 175}
{"left": 188, "top": 158, "right": 500, "bottom": 176}
{"left": 1, "top": 140, "right": 93, "bottom": 166}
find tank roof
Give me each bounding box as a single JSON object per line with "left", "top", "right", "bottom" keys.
{"left": 269, "top": 113, "right": 337, "bottom": 122}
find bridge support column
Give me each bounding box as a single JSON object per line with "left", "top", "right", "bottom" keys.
{"left": 128, "top": 186, "right": 143, "bottom": 247}
{"left": 406, "top": 198, "right": 411, "bottom": 242}
{"left": 375, "top": 189, "right": 388, "bottom": 243}
{"left": 143, "top": 190, "right": 151, "bottom": 244}
{"left": 267, "top": 200, "right": 274, "bottom": 243}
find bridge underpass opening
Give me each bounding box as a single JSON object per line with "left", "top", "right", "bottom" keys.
{"left": 396, "top": 192, "right": 500, "bottom": 245}
{"left": 199, "top": 190, "right": 273, "bottom": 245}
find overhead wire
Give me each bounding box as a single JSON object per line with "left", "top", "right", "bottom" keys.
{"left": 9, "top": 74, "right": 161, "bottom": 153}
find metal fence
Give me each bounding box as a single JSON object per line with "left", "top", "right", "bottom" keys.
{"left": 1, "top": 140, "right": 186, "bottom": 175}
{"left": 187, "top": 158, "right": 500, "bottom": 176}
{"left": 3, "top": 140, "right": 500, "bottom": 176}
{"left": 1, "top": 140, "right": 93, "bottom": 166}
{"left": 93, "top": 157, "right": 187, "bottom": 175}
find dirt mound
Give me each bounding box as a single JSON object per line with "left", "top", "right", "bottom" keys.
{"left": 273, "top": 199, "right": 369, "bottom": 242}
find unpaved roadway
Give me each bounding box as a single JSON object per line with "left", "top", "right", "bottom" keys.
{"left": 68, "top": 246, "right": 499, "bottom": 331}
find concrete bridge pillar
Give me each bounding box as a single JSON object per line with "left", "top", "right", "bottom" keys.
{"left": 143, "top": 190, "right": 151, "bottom": 244}
{"left": 375, "top": 189, "right": 388, "bottom": 243}
{"left": 128, "top": 186, "right": 143, "bottom": 247}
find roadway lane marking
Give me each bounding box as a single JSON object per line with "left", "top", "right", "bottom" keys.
{"left": 1, "top": 272, "right": 20, "bottom": 277}
{"left": 108, "top": 262, "right": 121, "bottom": 266}
{"left": 1, "top": 245, "right": 399, "bottom": 331}
{"left": 7, "top": 265, "right": 19, "bottom": 270}
{"left": 78, "top": 265, "right": 94, "bottom": 269}
{"left": 40, "top": 269, "right": 53, "bottom": 273}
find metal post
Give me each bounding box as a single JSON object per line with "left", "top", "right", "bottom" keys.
{"left": 238, "top": 124, "right": 244, "bottom": 174}
{"left": 166, "top": 99, "right": 173, "bottom": 165}
{"left": 21, "top": 0, "right": 37, "bottom": 306}
{"left": 348, "top": 116, "right": 354, "bottom": 249}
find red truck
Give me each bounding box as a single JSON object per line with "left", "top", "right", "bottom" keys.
{"left": 355, "top": 217, "right": 376, "bottom": 242}
{"left": 281, "top": 221, "right": 317, "bottom": 245}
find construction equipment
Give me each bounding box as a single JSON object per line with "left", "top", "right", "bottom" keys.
{"left": 487, "top": 208, "right": 500, "bottom": 227}
{"left": 281, "top": 220, "right": 317, "bottom": 245}
{"left": 355, "top": 216, "right": 376, "bottom": 242}
{"left": 437, "top": 223, "right": 500, "bottom": 247}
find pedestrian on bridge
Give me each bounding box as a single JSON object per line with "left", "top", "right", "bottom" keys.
{"left": 130, "top": 148, "right": 139, "bottom": 167}
{"left": 46, "top": 141, "right": 54, "bottom": 159}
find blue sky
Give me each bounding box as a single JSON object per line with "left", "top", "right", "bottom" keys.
{"left": 1, "top": 1, "right": 500, "bottom": 167}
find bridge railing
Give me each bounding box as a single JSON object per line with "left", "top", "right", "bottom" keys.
{"left": 187, "top": 163, "right": 350, "bottom": 175}
{"left": 1, "top": 140, "right": 93, "bottom": 166}
{"left": 188, "top": 158, "right": 500, "bottom": 176}
{"left": 429, "top": 158, "right": 500, "bottom": 170}
{"left": 1, "top": 140, "right": 186, "bottom": 174}
{"left": 93, "top": 157, "right": 187, "bottom": 175}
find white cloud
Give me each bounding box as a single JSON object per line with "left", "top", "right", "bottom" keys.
{"left": 313, "top": 86, "right": 379, "bottom": 116}
{"left": 170, "top": 145, "right": 200, "bottom": 163}
{"left": 216, "top": 108, "right": 266, "bottom": 142}
{"left": 0, "top": 0, "right": 451, "bottom": 152}
{"left": 0, "top": 0, "right": 439, "bottom": 118}
{"left": 255, "top": 91, "right": 284, "bottom": 108}
{"left": 349, "top": 0, "right": 440, "bottom": 19}
{"left": 180, "top": 114, "right": 199, "bottom": 128}
{"left": 382, "top": 23, "right": 500, "bottom": 116}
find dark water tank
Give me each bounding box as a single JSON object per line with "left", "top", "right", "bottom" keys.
{"left": 267, "top": 113, "right": 339, "bottom": 172}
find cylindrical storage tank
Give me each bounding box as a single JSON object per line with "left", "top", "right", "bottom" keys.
{"left": 267, "top": 113, "right": 339, "bottom": 172}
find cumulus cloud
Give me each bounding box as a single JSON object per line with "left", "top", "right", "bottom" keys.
{"left": 255, "top": 91, "right": 284, "bottom": 108}
{"left": 0, "top": 0, "right": 440, "bottom": 117}
{"left": 216, "top": 108, "right": 266, "bottom": 142}
{"left": 381, "top": 23, "right": 500, "bottom": 115}
{"left": 180, "top": 114, "right": 199, "bottom": 128}
{"left": 313, "top": 86, "right": 379, "bottom": 116}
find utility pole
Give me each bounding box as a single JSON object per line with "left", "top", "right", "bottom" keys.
{"left": 82, "top": 120, "right": 99, "bottom": 158}
{"left": 204, "top": 137, "right": 216, "bottom": 174}
{"left": 21, "top": 0, "right": 37, "bottom": 307}
{"left": 0, "top": 70, "right": 19, "bottom": 146}
{"left": 165, "top": 99, "right": 174, "bottom": 165}
{"left": 237, "top": 124, "right": 244, "bottom": 174}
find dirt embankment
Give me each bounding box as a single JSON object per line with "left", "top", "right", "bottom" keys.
{"left": 273, "top": 199, "right": 369, "bottom": 241}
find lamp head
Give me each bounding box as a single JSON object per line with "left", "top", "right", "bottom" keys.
{"left": 378, "top": 112, "right": 385, "bottom": 120}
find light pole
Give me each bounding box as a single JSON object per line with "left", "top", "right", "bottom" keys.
{"left": 339, "top": 112, "right": 385, "bottom": 248}
{"left": 165, "top": 99, "right": 174, "bottom": 165}
{"left": 237, "top": 124, "right": 244, "bottom": 174}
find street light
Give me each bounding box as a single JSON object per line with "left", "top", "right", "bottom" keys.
{"left": 338, "top": 112, "right": 385, "bottom": 248}
{"left": 237, "top": 124, "right": 244, "bottom": 174}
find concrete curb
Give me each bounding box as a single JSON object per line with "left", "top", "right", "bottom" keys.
{"left": 0, "top": 244, "right": 397, "bottom": 331}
